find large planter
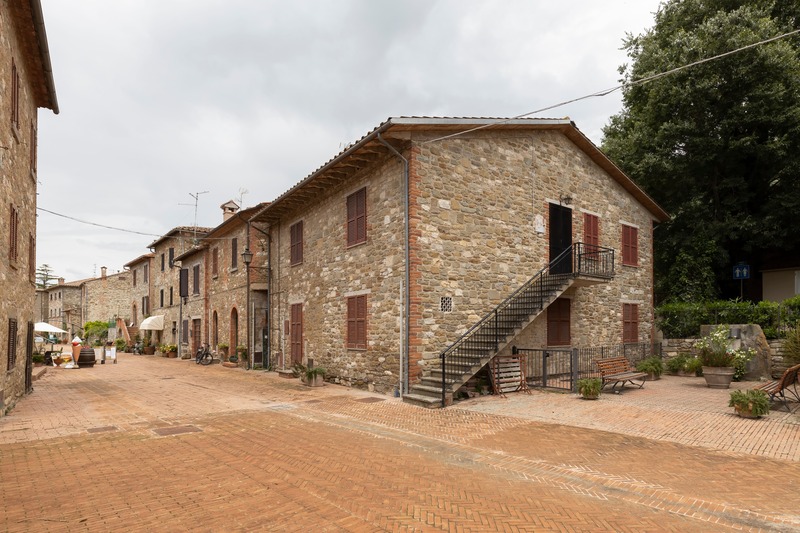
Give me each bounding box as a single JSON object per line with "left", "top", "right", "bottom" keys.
{"left": 702, "top": 366, "right": 735, "bottom": 389}
{"left": 143, "top": 346, "right": 155, "bottom": 355}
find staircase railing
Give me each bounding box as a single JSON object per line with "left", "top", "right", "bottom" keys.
{"left": 439, "top": 242, "right": 615, "bottom": 406}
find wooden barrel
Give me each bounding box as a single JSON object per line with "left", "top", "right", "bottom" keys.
{"left": 77, "top": 346, "right": 96, "bottom": 368}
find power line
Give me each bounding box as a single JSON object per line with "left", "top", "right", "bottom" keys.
{"left": 422, "top": 28, "right": 800, "bottom": 145}
{"left": 37, "top": 207, "right": 161, "bottom": 237}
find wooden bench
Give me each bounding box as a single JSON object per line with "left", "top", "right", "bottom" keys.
{"left": 754, "top": 363, "right": 800, "bottom": 412}
{"left": 595, "top": 356, "right": 647, "bottom": 392}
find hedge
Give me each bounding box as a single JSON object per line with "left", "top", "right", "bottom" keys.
{"left": 656, "top": 296, "right": 800, "bottom": 339}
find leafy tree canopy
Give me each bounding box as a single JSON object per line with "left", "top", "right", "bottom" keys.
{"left": 83, "top": 321, "right": 109, "bottom": 345}
{"left": 602, "top": 0, "right": 800, "bottom": 303}
{"left": 36, "top": 264, "right": 59, "bottom": 289}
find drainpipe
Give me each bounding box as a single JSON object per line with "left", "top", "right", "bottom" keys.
{"left": 376, "top": 133, "right": 409, "bottom": 395}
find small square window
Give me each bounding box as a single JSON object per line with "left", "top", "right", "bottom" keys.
{"left": 440, "top": 296, "right": 453, "bottom": 313}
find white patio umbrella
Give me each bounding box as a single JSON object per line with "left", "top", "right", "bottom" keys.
{"left": 33, "top": 322, "right": 67, "bottom": 334}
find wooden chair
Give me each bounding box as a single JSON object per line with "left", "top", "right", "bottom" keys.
{"left": 754, "top": 363, "right": 800, "bottom": 412}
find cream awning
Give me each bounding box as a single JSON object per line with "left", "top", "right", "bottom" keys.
{"left": 139, "top": 315, "right": 165, "bottom": 331}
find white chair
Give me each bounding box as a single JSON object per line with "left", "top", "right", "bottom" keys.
{"left": 104, "top": 347, "right": 117, "bottom": 364}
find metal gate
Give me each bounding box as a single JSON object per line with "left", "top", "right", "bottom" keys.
{"left": 516, "top": 347, "right": 576, "bottom": 391}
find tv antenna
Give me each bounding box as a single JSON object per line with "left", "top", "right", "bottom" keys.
{"left": 237, "top": 188, "right": 248, "bottom": 208}
{"left": 179, "top": 190, "right": 209, "bottom": 242}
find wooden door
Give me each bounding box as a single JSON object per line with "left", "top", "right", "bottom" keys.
{"left": 192, "top": 319, "right": 201, "bottom": 354}
{"left": 547, "top": 297, "right": 571, "bottom": 346}
{"left": 290, "top": 303, "right": 303, "bottom": 364}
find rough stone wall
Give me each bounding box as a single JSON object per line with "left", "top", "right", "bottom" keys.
{"left": 179, "top": 248, "right": 206, "bottom": 355}
{"left": 127, "top": 256, "right": 152, "bottom": 334}
{"left": 83, "top": 271, "right": 131, "bottom": 325}
{"left": 269, "top": 156, "right": 405, "bottom": 392}
{"left": 0, "top": 4, "right": 43, "bottom": 413}
{"left": 150, "top": 234, "right": 194, "bottom": 348}
{"left": 408, "top": 131, "right": 658, "bottom": 376}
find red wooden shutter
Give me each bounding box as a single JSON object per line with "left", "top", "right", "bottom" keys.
{"left": 622, "top": 225, "right": 638, "bottom": 266}
{"left": 347, "top": 295, "right": 367, "bottom": 349}
{"left": 291, "top": 303, "right": 303, "bottom": 363}
{"left": 290, "top": 221, "right": 303, "bottom": 265}
{"left": 623, "top": 303, "right": 639, "bottom": 343}
{"left": 346, "top": 188, "right": 366, "bottom": 246}
{"left": 547, "top": 298, "right": 571, "bottom": 346}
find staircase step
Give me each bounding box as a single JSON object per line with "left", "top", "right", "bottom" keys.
{"left": 402, "top": 392, "right": 445, "bottom": 409}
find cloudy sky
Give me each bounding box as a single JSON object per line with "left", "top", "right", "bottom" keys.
{"left": 36, "top": 0, "right": 663, "bottom": 282}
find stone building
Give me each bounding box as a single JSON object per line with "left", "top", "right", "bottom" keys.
{"left": 122, "top": 253, "right": 153, "bottom": 344}
{"left": 0, "top": 0, "right": 58, "bottom": 414}
{"left": 44, "top": 277, "right": 87, "bottom": 338}
{"left": 177, "top": 201, "right": 270, "bottom": 365}
{"left": 250, "top": 117, "right": 668, "bottom": 405}
{"left": 145, "top": 227, "right": 210, "bottom": 351}
{"left": 81, "top": 266, "right": 130, "bottom": 328}
{"left": 173, "top": 244, "right": 205, "bottom": 357}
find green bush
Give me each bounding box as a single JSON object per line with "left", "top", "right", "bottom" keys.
{"left": 783, "top": 326, "right": 800, "bottom": 366}
{"left": 665, "top": 354, "right": 688, "bottom": 374}
{"left": 636, "top": 356, "right": 664, "bottom": 377}
{"left": 656, "top": 300, "right": 795, "bottom": 339}
{"left": 728, "top": 389, "right": 770, "bottom": 417}
{"left": 577, "top": 377, "right": 602, "bottom": 398}
{"left": 115, "top": 338, "right": 127, "bottom": 352}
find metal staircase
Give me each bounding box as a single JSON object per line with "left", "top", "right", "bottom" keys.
{"left": 403, "top": 243, "right": 615, "bottom": 408}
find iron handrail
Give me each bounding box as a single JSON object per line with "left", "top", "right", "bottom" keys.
{"left": 439, "top": 242, "right": 615, "bottom": 406}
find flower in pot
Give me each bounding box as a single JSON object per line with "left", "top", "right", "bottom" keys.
{"left": 304, "top": 366, "right": 326, "bottom": 387}
{"left": 697, "top": 325, "right": 753, "bottom": 388}
{"left": 728, "top": 389, "right": 770, "bottom": 418}
{"left": 577, "top": 377, "right": 602, "bottom": 399}
{"left": 635, "top": 356, "right": 664, "bottom": 380}
{"left": 164, "top": 344, "right": 178, "bottom": 357}
{"left": 217, "top": 343, "right": 229, "bottom": 357}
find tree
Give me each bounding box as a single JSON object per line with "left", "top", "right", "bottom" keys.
{"left": 83, "top": 321, "right": 109, "bottom": 346}
{"left": 602, "top": 0, "right": 800, "bottom": 303}
{"left": 36, "top": 264, "right": 59, "bottom": 289}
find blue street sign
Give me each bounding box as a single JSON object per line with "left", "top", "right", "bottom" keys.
{"left": 733, "top": 264, "right": 750, "bottom": 280}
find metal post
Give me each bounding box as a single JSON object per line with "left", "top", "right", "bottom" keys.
{"left": 571, "top": 348, "right": 579, "bottom": 393}
{"left": 440, "top": 352, "right": 446, "bottom": 408}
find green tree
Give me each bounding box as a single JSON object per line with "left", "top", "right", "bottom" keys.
{"left": 36, "top": 264, "right": 59, "bottom": 289}
{"left": 602, "top": 0, "right": 800, "bottom": 303}
{"left": 83, "top": 320, "right": 109, "bottom": 346}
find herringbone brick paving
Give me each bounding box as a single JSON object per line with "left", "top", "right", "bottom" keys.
{"left": 1, "top": 354, "right": 798, "bottom": 531}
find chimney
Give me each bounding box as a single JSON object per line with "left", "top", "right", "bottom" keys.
{"left": 221, "top": 200, "right": 240, "bottom": 222}
{"left": 101, "top": 266, "right": 107, "bottom": 279}
{"left": 58, "top": 277, "right": 65, "bottom": 285}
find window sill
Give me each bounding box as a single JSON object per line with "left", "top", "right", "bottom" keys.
{"left": 346, "top": 240, "right": 367, "bottom": 250}
{"left": 346, "top": 346, "right": 367, "bottom": 351}
{"left": 622, "top": 263, "right": 640, "bottom": 268}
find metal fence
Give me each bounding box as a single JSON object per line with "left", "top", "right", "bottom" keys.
{"left": 515, "top": 342, "right": 662, "bottom": 392}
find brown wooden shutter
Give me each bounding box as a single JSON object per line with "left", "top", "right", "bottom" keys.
{"left": 346, "top": 188, "right": 366, "bottom": 246}
{"left": 547, "top": 298, "right": 571, "bottom": 346}
{"left": 622, "top": 225, "right": 638, "bottom": 266}
{"left": 290, "top": 221, "right": 303, "bottom": 265}
{"left": 290, "top": 303, "right": 303, "bottom": 363}
{"left": 346, "top": 295, "right": 368, "bottom": 349}
{"left": 623, "top": 303, "right": 639, "bottom": 343}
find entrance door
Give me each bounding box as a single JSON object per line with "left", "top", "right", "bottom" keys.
{"left": 290, "top": 303, "right": 303, "bottom": 364}
{"left": 192, "top": 319, "right": 201, "bottom": 354}
{"left": 549, "top": 203, "right": 573, "bottom": 274}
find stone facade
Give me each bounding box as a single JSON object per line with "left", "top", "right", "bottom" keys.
{"left": 82, "top": 267, "right": 131, "bottom": 325}
{"left": 146, "top": 227, "right": 209, "bottom": 351}
{"left": 258, "top": 118, "right": 667, "bottom": 395}
{"left": 44, "top": 279, "right": 84, "bottom": 338}
{"left": 0, "top": 0, "right": 58, "bottom": 415}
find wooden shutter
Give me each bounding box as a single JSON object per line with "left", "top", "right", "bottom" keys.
{"left": 346, "top": 188, "right": 367, "bottom": 246}
{"left": 347, "top": 295, "right": 367, "bottom": 349}
{"left": 231, "top": 238, "right": 238, "bottom": 269}
{"left": 290, "top": 221, "right": 303, "bottom": 265}
{"left": 622, "top": 225, "right": 638, "bottom": 266}
{"left": 290, "top": 303, "right": 303, "bottom": 363}
{"left": 193, "top": 264, "right": 200, "bottom": 294}
{"left": 547, "top": 298, "right": 571, "bottom": 346}
{"left": 7, "top": 318, "right": 17, "bottom": 370}
{"left": 623, "top": 304, "right": 639, "bottom": 343}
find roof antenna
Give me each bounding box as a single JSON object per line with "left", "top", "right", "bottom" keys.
{"left": 238, "top": 188, "right": 248, "bottom": 208}
{"left": 179, "top": 191, "right": 209, "bottom": 243}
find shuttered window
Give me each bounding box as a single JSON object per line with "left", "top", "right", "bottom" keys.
{"left": 11, "top": 59, "right": 20, "bottom": 129}
{"left": 7, "top": 318, "right": 18, "bottom": 370}
{"left": 346, "top": 295, "right": 367, "bottom": 350}
{"left": 29, "top": 234, "right": 35, "bottom": 282}
{"left": 212, "top": 248, "right": 219, "bottom": 277}
{"left": 346, "top": 188, "right": 367, "bottom": 247}
{"left": 623, "top": 304, "right": 639, "bottom": 343}
{"left": 231, "top": 238, "right": 238, "bottom": 270}
{"left": 547, "top": 298, "right": 571, "bottom": 346}
{"left": 193, "top": 264, "right": 200, "bottom": 294}
{"left": 290, "top": 221, "right": 303, "bottom": 266}
{"left": 622, "top": 224, "right": 638, "bottom": 266}
{"left": 290, "top": 303, "right": 303, "bottom": 364}
{"left": 9, "top": 203, "right": 19, "bottom": 264}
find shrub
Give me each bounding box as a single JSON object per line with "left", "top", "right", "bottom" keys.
{"left": 32, "top": 354, "right": 45, "bottom": 364}
{"left": 728, "top": 389, "right": 770, "bottom": 417}
{"left": 685, "top": 356, "right": 704, "bottom": 376}
{"left": 115, "top": 338, "right": 127, "bottom": 352}
{"left": 666, "top": 354, "right": 688, "bottom": 374}
{"left": 636, "top": 356, "right": 664, "bottom": 377}
{"left": 783, "top": 326, "right": 800, "bottom": 366}
{"left": 577, "top": 377, "right": 602, "bottom": 398}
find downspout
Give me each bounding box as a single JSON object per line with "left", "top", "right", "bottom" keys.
{"left": 376, "top": 133, "right": 409, "bottom": 395}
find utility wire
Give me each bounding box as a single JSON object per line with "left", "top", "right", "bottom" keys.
{"left": 422, "top": 28, "right": 800, "bottom": 145}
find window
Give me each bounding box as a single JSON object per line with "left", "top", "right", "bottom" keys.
{"left": 547, "top": 297, "right": 571, "bottom": 346}
{"left": 169, "top": 286, "right": 173, "bottom": 306}
{"left": 7, "top": 318, "right": 18, "bottom": 370}
{"left": 231, "top": 238, "right": 238, "bottom": 270}
{"left": 9, "top": 203, "right": 19, "bottom": 264}
{"left": 622, "top": 224, "right": 639, "bottom": 266}
{"left": 192, "top": 264, "right": 200, "bottom": 294}
{"left": 142, "top": 296, "right": 149, "bottom": 316}
{"left": 182, "top": 319, "right": 189, "bottom": 344}
{"left": 583, "top": 213, "right": 599, "bottom": 250}
{"left": 290, "top": 303, "right": 303, "bottom": 364}
{"left": 290, "top": 221, "right": 303, "bottom": 265}
{"left": 10, "top": 59, "right": 20, "bottom": 130}
{"left": 623, "top": 304, "right": 639, "bottom": 343}
{"left": 347, "top": 295, "right": 367, "bottom": 349}
{"left": 161, "top": 253, "right": 165, "bottom": 272}
{"left": 160, "top": 289, "right": 164, "bottom": 308}
{"left": 169, "top": 247, "right": 174, "bottom": 268}
{"left": 212, "top": 248, "right": 218, "bottom": 277}
{"left": 28, "top": 234, "right": 35, "bottom": 283}
{"left": 133, "top": 269, "right": 137, "bottom": 287}
{"left": 143, "top": 264, "right": 149, "bottom": 283}
{"left": 346, "top": 187, "right": 367, "bottom": 247}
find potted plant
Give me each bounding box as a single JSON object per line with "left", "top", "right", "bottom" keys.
{"left": 32, "top": 353, "right": 45, "bottom": 367}
{"left": 728, "top": 389, "right": 770, "bottom": 418}
{"left": 217, "top": 343, "right": 229, "bottom": 358}
{"left": 698, "top": 325, "right": 753, "bottom": 389}
{"left": 636, "top": 356, "right": 664, "bottom": 380}
{"left": 684, "top": 356, "right": 703, "bottom": 377}
{"left": 304, "top": 366, "right": 326, "bottom": 387}
{"left": 164, "top": 344, "right": 178, "bottom": 358}
{"left": 666, "top": 354, "right": 687, "bottom": 375}
{"left": 577, "top": 377, "right": 602, "bottom": 399}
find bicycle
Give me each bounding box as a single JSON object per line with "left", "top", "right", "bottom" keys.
{"left": 195, "top": 343, "right": 214, "bottom": 365}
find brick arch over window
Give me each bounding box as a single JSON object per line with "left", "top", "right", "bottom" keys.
{"left": 230, "top": 308, "right": 238, "bottom": 351}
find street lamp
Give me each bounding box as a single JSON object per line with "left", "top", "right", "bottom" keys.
{"left": 242, "top": 247, "right": 253, "bottom": 370}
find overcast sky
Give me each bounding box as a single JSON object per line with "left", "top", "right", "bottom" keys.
{"left": 36, "top": 0, "right": 662, "bottom": 282}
